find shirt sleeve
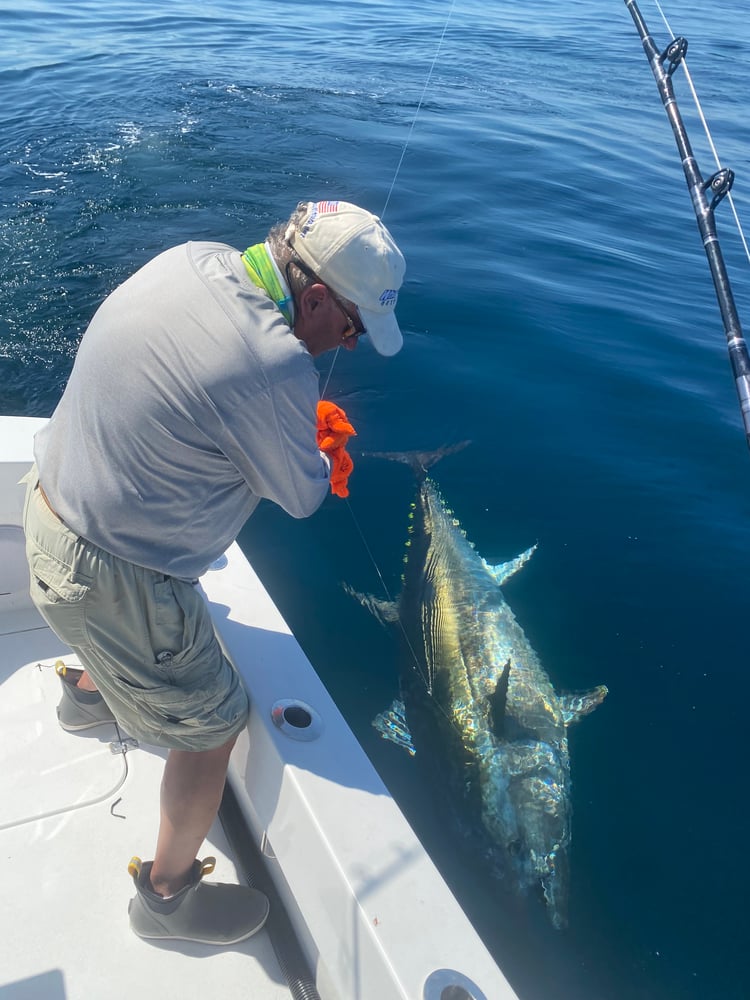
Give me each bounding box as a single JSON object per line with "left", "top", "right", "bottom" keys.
{"left": 209, "top": 361, "right": 331, "bottom": 519}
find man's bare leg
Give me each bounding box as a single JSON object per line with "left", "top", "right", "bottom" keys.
{"left": 148, "top": 737, "right": 237, "bottom": 897}
{"left": 73, "top": 667, "right": 236, "bottom": 890}
{"left": 128, "top": 733, "right": 269, "bottom": 943}
{"left": 76, "top": 669, "right": 98, "bottom": 692}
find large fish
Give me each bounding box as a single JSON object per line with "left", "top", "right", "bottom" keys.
{"left": 348, "top": 446, "right": 607, "bottom": 929}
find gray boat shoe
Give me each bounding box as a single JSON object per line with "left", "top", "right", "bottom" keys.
{"left": 128, "top": 856, "right": 270, "bottom": 946}
{"left": 55, "top": 660, "right": 117, "bottom": 731}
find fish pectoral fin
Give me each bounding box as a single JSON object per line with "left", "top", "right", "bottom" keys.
{"left": 487, "top": 659, "right": 511, "bottom": 738}
{"left": 342, "top": 583, "right": 399, "bottom": 627}
{"left": 561, "top": 684, "right": 608, "bottom": 725}
{"left": 481, "top": 543, "right": 538, "bottom": 587}
{"left": 372, "top": 699, "right": 416, "bottom": 756}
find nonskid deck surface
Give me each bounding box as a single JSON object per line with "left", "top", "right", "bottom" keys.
{"left": 0, "top": 625, "right": 290, "bottom": 1000}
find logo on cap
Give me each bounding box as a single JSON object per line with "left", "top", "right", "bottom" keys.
{"left": 300, "top": 200, "right": 340, "bottom": 238}
{"left": 379, "top": 289, "right": 398, "bottom": 308}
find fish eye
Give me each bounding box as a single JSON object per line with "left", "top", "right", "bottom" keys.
{"left": 508, "top": 839, "right": 522, "bottom": 856}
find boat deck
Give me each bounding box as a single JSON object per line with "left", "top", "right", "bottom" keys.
{"left": 0, "top": 620, "right": 291, "bottom": 1000}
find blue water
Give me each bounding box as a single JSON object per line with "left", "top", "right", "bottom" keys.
{"left": 2, "top": 1, "right": 749, "bottom": 996}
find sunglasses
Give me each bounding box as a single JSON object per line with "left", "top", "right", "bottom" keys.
{"left": 331, "top": 294, "right": 366, "bottom": 342}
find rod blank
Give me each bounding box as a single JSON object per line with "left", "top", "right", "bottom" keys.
{"left": 624, "top": 0, "right": 750, "bottom": 449}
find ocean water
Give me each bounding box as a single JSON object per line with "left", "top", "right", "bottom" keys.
{"left": 2, "top": 1, "right": 749, "bottom": 997}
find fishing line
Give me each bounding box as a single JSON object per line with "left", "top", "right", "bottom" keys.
{"left": 340, "top": 1, "right": 458, "bottom": 686}
{"left": 321, "top": 6, "right": 495, "bottom": 726}
{"left": 650, "top": 0, "right": 750, "bottom": 264}
{"left": 345, "top": 499, "right": 395, "bottom": 603}
{"left": 343, "top": 497, "right": 432, "bottom": 689}
{"left": 381, "top": 0, "right": 458, "bottom": 222}
{"left": 320, "top": 0, "right": 458, "bottom": 685}
{"left": 319, "top": 0, "right": 457, "bottom": 399}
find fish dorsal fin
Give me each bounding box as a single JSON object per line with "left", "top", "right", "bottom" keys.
{"left": 481, "top": 543, "right": 538, "bottom": 587}
{"left": 488, "top": 659, "right": 511, "bottom": 739}
{"left": 561, "top": 685, "right": 608, "bottom": 725}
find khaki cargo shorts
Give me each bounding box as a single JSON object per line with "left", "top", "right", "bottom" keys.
{"left": 22, "top": 469, "right": 249, "bottom": 751}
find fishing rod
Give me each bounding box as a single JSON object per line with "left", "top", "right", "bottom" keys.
{"left": 623, "top": 0, "right": 750, "bottom": 450}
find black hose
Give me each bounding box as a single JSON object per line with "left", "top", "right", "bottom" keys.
{"left": 219, "top": 781, "right": 322, "bottom": 1000}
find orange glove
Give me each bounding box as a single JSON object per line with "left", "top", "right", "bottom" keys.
{"left": 317, "top": 400, "right": 356, "bottom": 498}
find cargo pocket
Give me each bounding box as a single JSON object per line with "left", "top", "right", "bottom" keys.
{"left": 28, "top": 547, "right": 90, "bottom": 648}
{"left": 116, "top": 654, "right": 249, "bottom": 750}
{"left": 151, "top": 577, "right": 212, "bottom": 669}
{"left": 29, "top": 547, "right": 89, "bottom": 605}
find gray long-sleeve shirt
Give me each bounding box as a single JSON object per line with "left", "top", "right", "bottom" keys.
{"left": 35, "top": 241, "right": 330, "bottom": 578}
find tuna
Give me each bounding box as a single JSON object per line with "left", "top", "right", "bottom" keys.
{"left": 348, "top": 446, "right": 607, "bottom": 929}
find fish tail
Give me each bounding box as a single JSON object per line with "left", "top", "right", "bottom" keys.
{"left": 364, "top": 441, "right": 471, "bottom": 477}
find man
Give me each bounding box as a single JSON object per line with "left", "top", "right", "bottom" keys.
{"left": 22, "top": 199, "right": 405, "bottom": 945}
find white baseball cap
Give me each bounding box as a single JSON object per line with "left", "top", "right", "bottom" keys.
{"left": 285, "top": 200, "right": 406, "bottom": 356}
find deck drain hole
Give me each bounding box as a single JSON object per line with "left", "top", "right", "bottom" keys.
{"left": 271, "top": 699, "right": 323, "bottom": 741}
{"left": 284, "top": 705, "right": 311, "bottom": 728}
{"left": 423, "top": 970, "right": 487, "bottom": 1000}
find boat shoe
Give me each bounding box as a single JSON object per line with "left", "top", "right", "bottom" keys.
{"left": 128, "top": 856, "right": 270, "bottom": 945}
{"left": 55, "top": 661, "right": 117, "bottom": 731}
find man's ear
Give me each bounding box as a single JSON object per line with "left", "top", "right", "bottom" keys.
{"left": 299, "top": 282, "right": 327, "bottom": 315}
